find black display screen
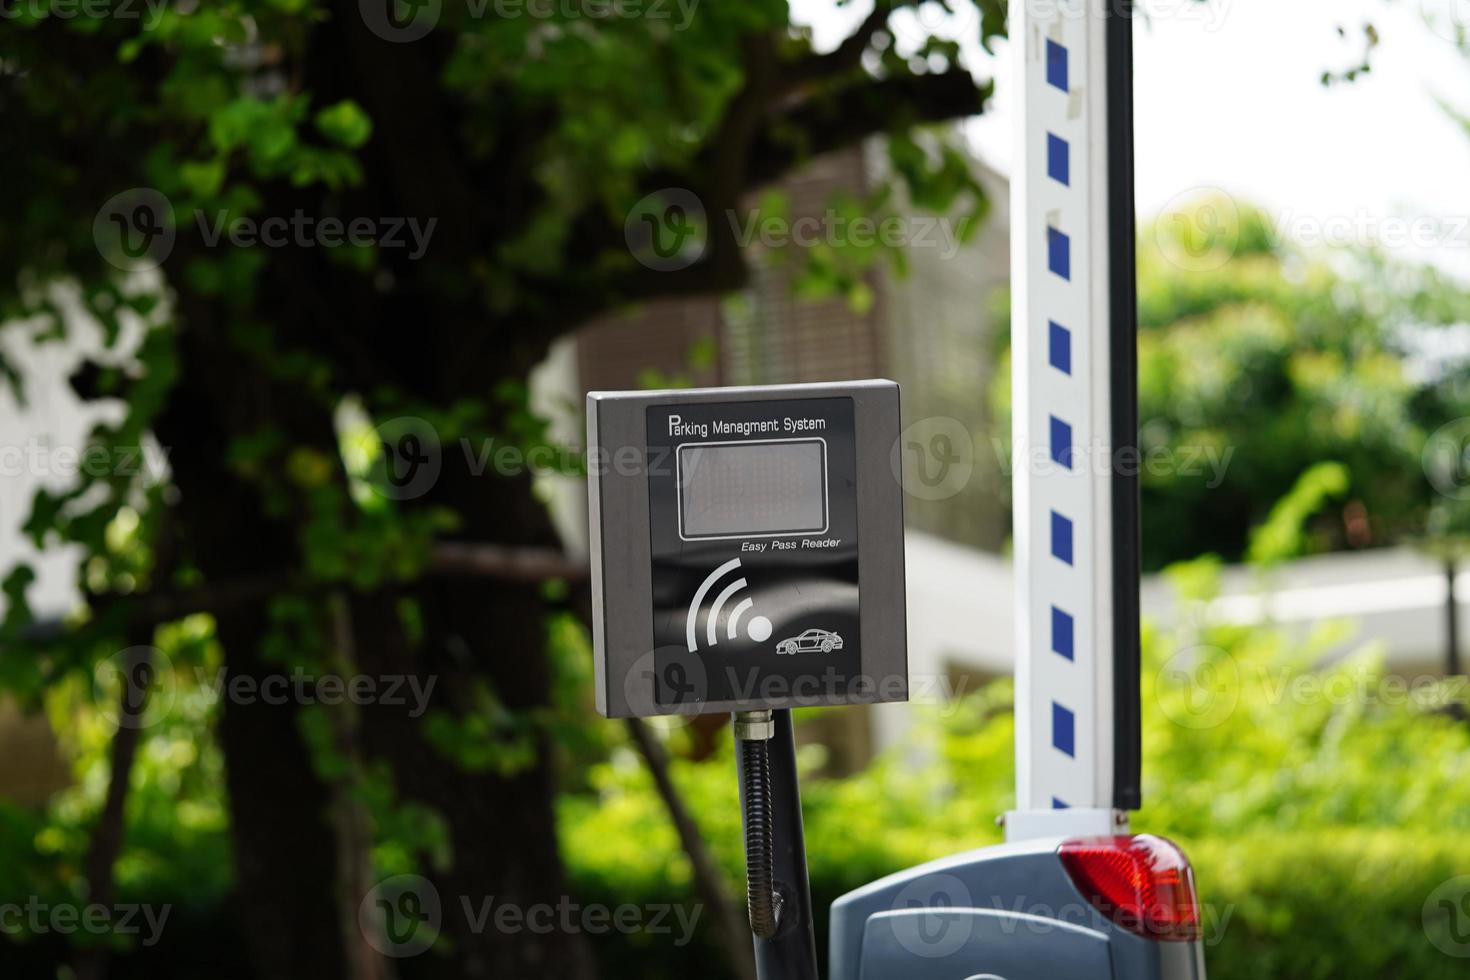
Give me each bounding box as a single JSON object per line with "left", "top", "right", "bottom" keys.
{"left": 677, "top": 440, "right": 828, "bottom": 539}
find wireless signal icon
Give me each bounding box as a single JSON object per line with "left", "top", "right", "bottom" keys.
{"left": 686, "top": 558, "right": 773, "bottom": 653}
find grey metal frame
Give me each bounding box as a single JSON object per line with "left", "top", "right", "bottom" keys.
{"left": 830, "top": 838, "right": 1207, "bottom": 980}
{"left": 587, "top": 380, "right": 908, "bottom": 718}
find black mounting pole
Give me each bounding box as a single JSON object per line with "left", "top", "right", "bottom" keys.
{"left": 1447, "top": 559, "right": 1462, "bottom": 677}
{"left": 1107, "top": 0, "right": 1143, "bottom": 814}
{"left": 735, "top": 710, "right": 819, "bottom": 980}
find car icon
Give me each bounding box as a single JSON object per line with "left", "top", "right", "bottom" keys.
{"left": 775, "top": 629, "right": 844, "bottom": 655}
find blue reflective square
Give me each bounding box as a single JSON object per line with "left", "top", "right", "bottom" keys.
{"left": 1049, "top": 415, "right": 1073, "bottom": 470}
{"left": 1051, "top": 511, "right": 1074, "bottom": 565}
{"left": 1047, "top": 132, "right": 1070, "bottom": 185}
{"left": 1052, "top": 606, "right": 1075, "bottom": 661}
{"left": 1053, "top": 703, "right": 1076, "bottom": 757}
{"left": 1048, "top": 227, "right": 1071, "bottom": 280}
{"left": 1053, "top": 797, "right": 1069, "bottom": 810}
{"left": 1049, "top": 321, "right": 1071, "bottom": 374}
{"left": 1046, "top": 39, "right": 1069, "bottom": 92}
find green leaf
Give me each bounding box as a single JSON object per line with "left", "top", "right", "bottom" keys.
{"left": 315, "top": 100, "right": 374, "bottom": 150}
{"left": 180, "top": 159, "right": 227, "bottom": 199}
{"left": 1247, "top": 462, "right": 1351, "bottom": 566}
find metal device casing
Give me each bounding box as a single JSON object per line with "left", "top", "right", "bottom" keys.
{"left": 587, "top": 380, "right": 907, "bottom": 718}
{"left": 829, "top": 838, "right": 1207, "bottom": 980}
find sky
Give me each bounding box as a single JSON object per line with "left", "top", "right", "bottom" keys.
{"left": 793, "top": 0, "right": 1470, "bottom": 277}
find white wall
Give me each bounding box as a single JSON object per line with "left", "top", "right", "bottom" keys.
{"left": 0, "top": 289, "right": 144, "bottom": 618}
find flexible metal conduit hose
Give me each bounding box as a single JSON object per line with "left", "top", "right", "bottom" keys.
{"left": 735, "top": 711, "right": 783, "bottom": 939}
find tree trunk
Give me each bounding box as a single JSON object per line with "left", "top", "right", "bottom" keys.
{"left": 627, "top": 718, "right": 756, "bottom": 980}
{"left": 347, "top": 443, "right": 599, "bottom": 979}
{"left": 153, "top": 321, "right": 352, "bottom": 980}
{"left": 74, "top": 636, "right": 152, "bottom": 980}
{"left": 156, "top": 310, "right": 597, "bottom": 978}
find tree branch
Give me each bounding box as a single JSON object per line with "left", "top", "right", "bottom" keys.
{"left": 748, "top": 68, "right": 992, "bottom": 188}
{"left": 73, "top": 630, "right": 153, "bottom": 980}
{"left": 324, "top": 592, "right": 392, "bottom": 980}
{"left": 782, "top": 3, "right": 895, "bottom": 92}
{"left": 626, "top": 718, "right": 756, "bottom": 980}
{"left": 70, "top": 543, "right": 590, "bottom": 635}
{"left": 430, "top": 541, "right": 589, "bottom": 583}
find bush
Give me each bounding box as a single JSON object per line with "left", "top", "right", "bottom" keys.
{"left": 1189, "top": 831, "right": 1468, "bottom": 980}
{"left": 562, "top": 572, "right": 1470, "bottom": 978}
{"left": 562, "top": 820, "right": 1468, "bottom": 980}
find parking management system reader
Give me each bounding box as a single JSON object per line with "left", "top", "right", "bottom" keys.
{"left": 587, "top": 380, "right": 907, "bottom": 718}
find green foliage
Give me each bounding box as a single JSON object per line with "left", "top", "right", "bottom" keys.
{"left": 982, "top": 194, "right": 1470, "bottom": 569}
{"left": 18, "top": 4, "right": 1464, "bottom": 978}
{"left": 561, "top": 572, "right": 1470, "bottom": 979}
{"left": 1246, "top": 461, "right": 1350, "bottom": 566}
{"left": 1133, "top": 195, "right": 1470, "bottom": 568}
{"left": 314, "top": 100, "right": 374, "bottom": 150}
{"left": 1188, "top": 831, "right": 1463, "bottom": 980}
{"left": 0, "top": 0, "right": 999, "bottom": 720}
{"left": 0, "top": 616, "right": 231, "bottom": 918}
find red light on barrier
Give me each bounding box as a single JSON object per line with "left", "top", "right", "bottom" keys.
{"left": 1058, "top": 835, "right": 1201, "bottom": 942}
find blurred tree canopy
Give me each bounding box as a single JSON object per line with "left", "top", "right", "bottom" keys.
{"left": 0, "top": 2, "right": 1000, "bottom": 977}
{"left": 993, "top": 194, "right": 1470, "bottom": 571}
{"left": 1138, "top": 196, "right": 1470, "bottom": 568}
